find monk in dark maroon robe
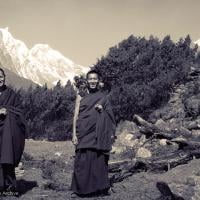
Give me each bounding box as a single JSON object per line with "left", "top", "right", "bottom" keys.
{"left": 0, "top": 68, "right": 26, "bottom": 194}
{"left": 71, "top": 70, "right": 116, "bottom": 197}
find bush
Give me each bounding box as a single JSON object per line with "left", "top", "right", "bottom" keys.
{"left": 93, "top": 35, "right": 196, "bottom": 122}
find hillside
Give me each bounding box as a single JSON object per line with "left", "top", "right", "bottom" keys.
{"left": 0, "top": 65, "right": 37, "bottom": 90}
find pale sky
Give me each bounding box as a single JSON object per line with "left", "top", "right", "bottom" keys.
{"left": 0, "top": 0, "right": 200, "bottom": 66}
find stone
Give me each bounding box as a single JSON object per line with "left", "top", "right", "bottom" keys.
{"left": 159, "top": 139, "right": 167, "bottom": 146}
{"left": 136, "top": 147, "right": 152, "bottom": 158}
{"left": 138, "top": 135, "right": 146, "bottom": 145}
{"left": 55, "top": 152, "right": 62, "bottom": 157}
{"left": 124, "top": 133, "right": 134, "bottom": 141}
{"left": 117, "top": 131, "right": 140, "bottom": 147}
{"left": 192, "top": 130, "right": 200, "bottom": 138}
{"left": 155, "top": 119, "right": 170, "bottom": 131}
{"left": 111, "top": 146, "right": 127, "bottom": 154}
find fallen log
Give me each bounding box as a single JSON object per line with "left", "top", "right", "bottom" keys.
{"left": 172, "top": 127, "right": 192, "bottom": 138}
{"left": 172, "top": 137, "right": 200, "bottom": 150}
{"left": 187, "top": 121, "right": 200, "bottom": 130}
{"left": 109, "top": 171, "right": 133, "bottom": 184}
{"left": 109, "top": 159, "right": 134, "bottom": 173}
{"left": 125, "top": 151, "right": 192, "bottom": 174}
{"left": 133, "top": 114, "right": 158, "bottom": 134}
{"left": 154, "top": 132, "right": 176, "bottom": 140}
{"left": 109, "top": 150, "right": 193, "bottom": 184}
{"left": 143, "top": 151, "right": 192, "bottom": 172}
{"left": 133, "top": 114, "right": 193, "bottom": 140}
{"left": 189, "top": 149, "right": 200, "bottom": 158}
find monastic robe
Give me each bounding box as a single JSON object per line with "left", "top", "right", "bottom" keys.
{"left": 0, "top": 86, "right": 26, "bottom": 167}
{"left": 71, "top": 90, "right": 115, "bottom": 195}
{"left": 76, "top": 91, "right": 116, "bottom": 151}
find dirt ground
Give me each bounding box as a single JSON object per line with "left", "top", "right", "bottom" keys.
{"left": 2, "top": 139, "right": 200, "bottom": 200}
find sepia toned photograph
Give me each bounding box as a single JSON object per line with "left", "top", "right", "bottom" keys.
{"left": 0, "top": 0, "right": 200, "bottom": 199}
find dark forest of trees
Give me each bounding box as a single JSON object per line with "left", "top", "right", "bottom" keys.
{"left": 17, "top": 35, "right": 199, "bottom": 140}
{"left": 18, "top": 81, "right": 76, "bottom": 140}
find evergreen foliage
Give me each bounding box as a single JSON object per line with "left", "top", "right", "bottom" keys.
{"left": 18, "top": 80, "right": 76, "bottom": 140}
{"left": 93, "top": 35, "right": 197, "bottom": 122}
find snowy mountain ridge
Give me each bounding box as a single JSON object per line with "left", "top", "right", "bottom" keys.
{"left": 0, "top": 28, "right": 89, "bottom": 87}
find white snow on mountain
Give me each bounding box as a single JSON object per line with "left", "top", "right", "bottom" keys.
{"left": 194, "top": 39, "right": 200, "bottom": 46}
{"left": 193, "top": 39, "right": 200, "bottom": 52}
{"left": 0, "top": 27, "right": 89, "bottom": 87}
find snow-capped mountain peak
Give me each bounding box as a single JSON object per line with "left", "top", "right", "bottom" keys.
{"left": 0, "top": 27, "right": 89, "bottom": 87}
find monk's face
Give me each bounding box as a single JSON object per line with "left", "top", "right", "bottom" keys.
{"left": 0, "top": 71, "right": 5, "bottom": 87}
{"left": 87, "top": 73, "right": 99, "bottom": 90}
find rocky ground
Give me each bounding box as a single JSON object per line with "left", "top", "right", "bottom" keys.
{"left": 1, "top": 139, "right": 200, "bottom": 200}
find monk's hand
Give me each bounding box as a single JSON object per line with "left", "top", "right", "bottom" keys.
{"left": 0, "top": 108, "right": 7, "bottom": 115}
{"left": 72, "top": 135, "right": 78, "bottom": 145}
{"left": 95, "top": 104, "right": 103, "bottom": 113}
{"left": 111, "top": 135, "right": 117, "bottom": 144}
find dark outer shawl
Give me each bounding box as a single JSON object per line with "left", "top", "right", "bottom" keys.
{"left": 76, "top": 91, "right": 116, "bottom": 152}
{"left": 0, "top": 86, "right": 26, "bottom": 167}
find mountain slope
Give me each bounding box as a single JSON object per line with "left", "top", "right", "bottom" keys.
{"left": 0, "top": 28, "right": 89, "bottom": 87}
{"left": 0, "top": 65, "right": 37, "bottom": 90}
{"left": 194, "top": 39, "right": 200, "bottom": 51}
{"left": 194, "top": 39, "right": 200, "bottom": 46}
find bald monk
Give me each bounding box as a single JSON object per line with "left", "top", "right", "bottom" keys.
{"left": 0, "top": 68, "right": 26, "bottom": 195}
{"left": 71, "top": 70, "right": 116, "bottom": 197}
